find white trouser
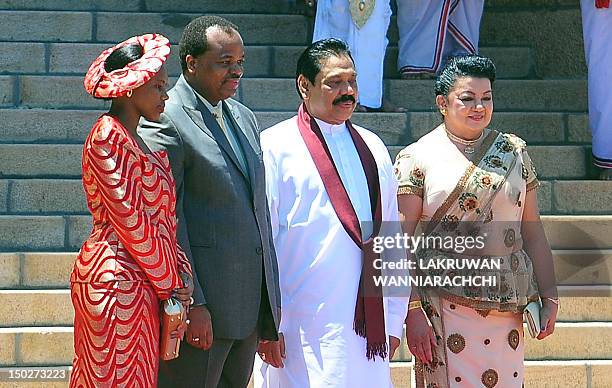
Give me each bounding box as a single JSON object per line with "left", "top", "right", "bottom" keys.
{"left": 581, "top": 0, "right": 612, "bottom": 168}
{"left": 397, "top": 0, "right": 484, "bottom": 74}
{"left": 313, "top": 0, "right": 392, "bottom": 108}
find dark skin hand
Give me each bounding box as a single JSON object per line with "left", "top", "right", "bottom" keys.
{"left": 186, "top": 305, "right": 214, "bottom": 350}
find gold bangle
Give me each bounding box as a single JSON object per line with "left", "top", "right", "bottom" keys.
{"left": 408, "top": 301, "right": 422, "bottom": 311}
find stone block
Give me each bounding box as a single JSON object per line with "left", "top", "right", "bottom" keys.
{"left": 567, "top": 114, "right": 591, "bottom": 143}
{"left": 0, "top": 76, "right": 14, "bottom": 106}
{"left": 480, "top": 9, "right": 586, "bottom": 78}
{"left": 272, "top": 46, "right": 305, "bottom": 78}
{"left": 523, "top": 361, "right": 588, "bottom": 388}
{"left": 0, "top": 332, "right": 15, "bottom": 365}
{"left": 95, "top": 13, "right": 308, "bottom": 45}
{"left": 244, "top": 46, "right": 272, "bottom": 78}
{"left": 239, "top": 78, "right": 301, "bottom": 111}
{"left": 553, "top": 181, "right": 612, "bottom": 214}
{"left": 390, "top": 362, "right": 411, "bottom": 388}
{"left": 0, "top": 109, "right": 98, "bottom": 143}
{"left": 20, "top": 76, "right": 107, "bottom": 109}
{"left": 0, "top": 11, "right": 92, "bottom": 42}
{"left": 144, "top": 0, "right": 283, "bottom": 13}
{"left": 0, "top": 0, "right": 140, "bottom": 10}
{"left": 0, "top": 144, "right": 82, "bottom": 178}
{"left": 529, "top": 146, "right": 586, "bottom": 179}
{"left": 9, "top": 179, "right": 87, "bottom": 214}
{"left": 538, "top": 180, "right": 552, "bottom": 214}
{"left": 554, "top": 249, "right": 612, "bottom": 286}
{"left": 543, "top": 215, "right": 612, "bottom": 250}
{"left": 22, "top": 253, "right": 76, "bottom": 288}
{"left": 0, "top": 216, "right": 65, "bottom": 251}
{"left": 0, "top": 42, "right": 45, "bottom": 73}
{"left": 591, "top": 362, "right": 612, "bottom": 388}
{"left": 18, "top": 327, "right": 73, "bottom": 365}
{"left": 67, "top": 216, "right": 92, "bottom": 250}
{"left": 556, "top": 297, "right": 612, "bottom": 322}
{"left": 0, "top": 291, "right": 73, "bottom": 326}
{"left": 351, "top": 112, "right": 410, "bottom": 145}
{"left": 0, "top": 180, "right": 7, "bottom": 213}
{"left": 0, "top": 253, "right": 20, "bottom": 288}
{"left": 525, "top": 323, "right": 612, "bottom": 360}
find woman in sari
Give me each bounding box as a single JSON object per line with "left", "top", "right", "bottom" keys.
{"left": 394, "top": 55, "right": 558, "bottom": 387}
{"left": 70, "top": 34, "right": 193, "bottom": 387}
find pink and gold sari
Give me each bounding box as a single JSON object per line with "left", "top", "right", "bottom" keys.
{"left": 394, "top": 125, "right": 540, "bottom": 388}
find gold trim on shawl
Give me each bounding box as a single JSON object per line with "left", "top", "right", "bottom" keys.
{"left": 526, "top": 179, "right": 540, "bottom": 192}
{"left": 398, "top": 185, "right": 424, "bottom": 197}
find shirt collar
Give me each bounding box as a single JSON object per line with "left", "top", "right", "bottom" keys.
{"left": 314, "top": 117, "right": 348, "bottom": 135}
{"left": 193, "top": 89, "right": 223, "bottom": 116}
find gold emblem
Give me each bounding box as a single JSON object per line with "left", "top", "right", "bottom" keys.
{"left": 349, "top": 0, "right": 375, "bottom": 29}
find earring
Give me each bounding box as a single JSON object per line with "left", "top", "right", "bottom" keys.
{"left": 126, "top": 90, "right": 133, "bottom": 98}
{"left": 440, "top": 108, "right": 447, "bottom": 115}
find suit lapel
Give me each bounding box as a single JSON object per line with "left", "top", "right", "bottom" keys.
{"left": 185, "top": 99, "right": 249, "bottom": 181}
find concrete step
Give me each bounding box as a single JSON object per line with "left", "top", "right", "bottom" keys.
{"left": 2, "top": 179, "right": 612, "bottom": 216}
{"left": 390, "top": 360, "right": 612, "bottom": 388}
{"left": 0, "top": 0, "right": 286, "bottom": 13}
{"left": 12, "top": 76, "right": 587, "bottom": 112}
{"left": 0, "top": 11, "right": 309, "bottom": 44}
{"left": 3, "top": 214, "right": 612, "bottom": 252}
{"left": 1, "top": 322, "right": 610, "bottom": 368}
{"left": 0, "top": 42, "right": 533, "bottom": 80}
{"left": 0, "top": 327, "right": 73, "bottom": 366}
{"left": 0, "top": 109, "right": 591, "bottom": 146}
{"left": 0, "top": 143, "right": 590, "bottom": 181}
{"left": 2, "top": 287, "right": 610, "bottom": 327}
{"left": 3, "top": 251, "right": 611, "bottom": 291}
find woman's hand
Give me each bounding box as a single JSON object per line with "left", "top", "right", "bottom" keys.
{"left": 537, "top": 299, "right": 558, "bottom": 340}
{"left": 405, "top": 307, "right": 438, "bottom": 365}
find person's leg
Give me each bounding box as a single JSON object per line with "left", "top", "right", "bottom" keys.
{"left": 580, "top": 0, "right": 612, "bottom": 178}
{"left": 446, "top": 0, "right": 485, "bottom": 58}
{"left": 218, "top": 328, "right": 259, "bottom": 388}
{"left": 397, "top": 0, "right": 450, "bottom": 77}
{"left": 352, "top": 0, "right": 392, "bottom": 109}
{"left": 158, "top": 338, "right": 233, "bottom": 388}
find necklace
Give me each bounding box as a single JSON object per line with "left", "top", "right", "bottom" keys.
{"left": 444, "top": 126, "right": 484, "bottom": 154}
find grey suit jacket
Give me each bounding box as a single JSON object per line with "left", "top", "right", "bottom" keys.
{"left": 138, "top": 75, "right": 280, "bottom": 340}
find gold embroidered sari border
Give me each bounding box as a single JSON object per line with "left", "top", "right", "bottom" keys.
{"left": 526, "top": 179, "right": 540, "bottom": 193}
{"left": 398, "top": 185, "right": 424, "bottom": 197}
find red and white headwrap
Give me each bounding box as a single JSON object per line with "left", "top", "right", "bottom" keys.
{"left": 84, "top": 33, "right": 171, "bottom": 99}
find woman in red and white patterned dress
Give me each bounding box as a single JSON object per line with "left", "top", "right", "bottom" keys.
{"left": 70, "top": 34, "right": 193, "bottom": 388}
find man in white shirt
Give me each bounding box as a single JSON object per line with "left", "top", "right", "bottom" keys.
{"left": 254, "top": 38, "right": 408, "bottom": 387}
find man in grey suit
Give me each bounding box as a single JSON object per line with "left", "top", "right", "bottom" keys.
{"left": 138, "top": 16, "right": 281, "bottom": 387}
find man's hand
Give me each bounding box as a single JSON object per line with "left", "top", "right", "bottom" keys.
{"left": 257, "top": 333, "right": 286, "bottom": 368}
{"left": 389, "top": 336, "right": 401, "bottom": 359}
{"left": 186, "top": 305, "right": 213, "bottom": 350}
{"left": 174, "top": 273, "right": 194, "bottom": 309}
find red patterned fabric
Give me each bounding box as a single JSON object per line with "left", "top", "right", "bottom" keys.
{"left": 596, "top": 0, "right": 610, "bottom": 8}
{"left": 84, "top": 34, "right": 170, "bottom": 99}
{"left": 70, "top": 115, "right": 191, "bottom": 387}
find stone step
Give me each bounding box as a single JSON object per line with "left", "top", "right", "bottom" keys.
{"left": 1, "top": 322, "right": 610, "bottom": 368}
{"left": 1, "top": 286, "right": 609, "bottom": 327}
{"left": 3, "top": 214, "right": 612, "bottom": 252}
{"left": 0, "top": 142, "right": 590, "bottom": 180}
{"left": 0, "top": 0, "right": 285, "bottom": 13}
{"left": 2, "top": 179, "right": 612, "bottom": 215}
{"left": 0, "top": 41, "right": 532, "bottom": 80}
{"left": 0, "top": 109, "right": 591, "bottom": 146}
{"left": 389, "top": 360, "right": 612, "bottom": 388}
{"left": 4, "top": 250, "right": 611, "bottom": 291}
{"left": 0, "top": 11, "right": 310, "bottom": 45}
{"left": 11, "top": 76, "right": 587, "bottom": 112}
